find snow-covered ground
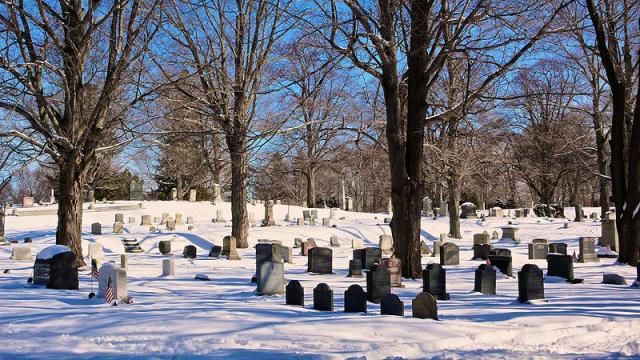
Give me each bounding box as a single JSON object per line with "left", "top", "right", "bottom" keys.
{"left": 1, "top": 201, "right": 639, "bottom": 359}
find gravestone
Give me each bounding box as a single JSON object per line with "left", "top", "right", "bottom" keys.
{"left": 439, "top": 201, "right": 448, "bottom": 217}
{"left": 518, "top": 264, "right": 544, "bottom": 303}
{"left": 422, "top": 263, "right": 450, "bottom": 300}
{"left": 440, "top": 242, "right": 460, "bottom": 265}
{"left": 490, "top": 248, "right": 512, "bottom": 257}
{"left": 322, "top": 218, "right": 331, "bottom": 226}
{"left": 472, "top": 244, "right": 491, "bottom": 260}
{"left": 186, "top": 216, "right": 194, "bottom": 225}
{"left": 11, "top": 245, "right": 32, "bottom": 260}
{"left": 88, "top": 242, "right": 104, "bottom": 261}
{"left": 257, "top": 260, "right": 285, "bottom": 295}
{"left": 460, "top": 203, "right": 478, "bottom": 219}
{"left": 412, "top": 292, "right": 438, "bottom": 320}
{"left": 492, "top": 230, "right": 499, "bottom": 240}
{"left": 547, "top": 254, "right": 574, "bottom": 281}
{"left": 222, "top": 235, "right": 241, "bottom": 260}
{"left": 216, "top": 209, "right": 225, "bottom": 222}
{"left": 301, "top": 239, "right": 317, "bottom": 256}
{"left": 329, "top": 236, "right": 340, "bottom": 247}
{"left": 344, "top": 284, "right": 367, "bottom": 313}
{"left": 603, "top": 273, "right": 627, "bottom": 285}
{"left": 175, "top": 213, "right": 183, "bottom": 225}
{"left": 380, "top": 256, "right": 402, "bottom": 287}
{"left": 379, "top": 234, "right": 393, "bottom": 255}
{"left": 170, "top": 188, "right": 177, "bottom": 200}
{"left": 161, "top": 213, "right": 169, "bottom": 224}
{"left": 474, "top": 263, "right": 496, "bottom": 295}
{"left": 473, "top": 233, "right": 490, "bottom": 245}
{"left": 307, "top": 247, "right": 332, "bottom": 274}
{"left": 420, "top": 240, "right": 431, "bottom": 255}
{"left": 366, "top": 265, "right": 390, "bottom": 303}
{"left": 183, "top": 245, "right": 197, "bottom": 259}
{"left": 330, "top": 208, "right": 336, "bottom": 219}
{"left": 128, "top": 217, "right": 136, "bottom": 224}
{"left": 166, "top": 220, "right": 176, "bottom": 231}
{"left": 115, "top": 213, "right": 124, "bottom": 223}
{"left": 488, "top": 255, "right": 513, "bottom": 277}
{"left": 129, "top": 179, "right": 144, "bottom": 201}
{"left": 280, "top": 245, "right": 292, "bottom": 263}
{"left": 549, "top": 243, "right": 568, "bottom": 255}
{"left": 189, "top": 189, "right": 197, "bottom": 202}
{"left": 159, "top": 240, "right": 171, "bottom": 255}
{"left": 47, "top": 250, "right": 79, "bottom": 290}
{"left": 256, "top": 243, "right": 282, "bottom": 277}
{"left": 91, "top": 223, "right": 102, "bottom": 235}
{"left": 501, "top": 226, "right": 519, "bottom": 241}
{"left": 600, "top": 213, "right": 619, "bottom": 251}
{"left": 490, "top": 207, "right": 504, "bottom": 217}
{"left": 22, "top": 196, "right": 34, "bottom": 207}
{"left": 302, "top": 210, "right": 311, "bottom": 222}
{"left": 431, "top": 240, "right": 441, "bottom": 257}
{"left": 209, "top": 245, "right": 222, "bottom": 257}
{"left": 380, "top": 294, "right": 404, "bottom": 316}
{"left": 578, "top": 237, "right": 599, "bottom": 263}
{"left": 263, "top": 201, "right": 276, "bottom": 226}
{"left": 294, "top": 238, "right": 303, "bottom": 248}
{"left": 355, "top": 247, "right": 382, "bottom": 270}
{"left": 162, "top": 259, "right": 174, "bottom": 276}
{"left": 347, "top": 259, "right": 363, "bottom": 278}
{"left": 140, "top": 215, "right": 152, "bottom": 226}
{"left": 528, "top": 243, "right": 549, "bottom": 260}
{"left": 352, "top": 239, "right": 364, "bottom": 250}
{"left": 286, "top": 280, "right": 304, "bottom": 306}
{"left": 313, "top": 283, "right": 334, "bottom": 311}
{"left": 296, "top": 218, "right": 304, "bottom": 226}
{"left": 113, "top": 222, "right": 124, "bottom": 235}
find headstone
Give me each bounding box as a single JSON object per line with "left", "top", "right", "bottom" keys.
{"left": 113, "top": 222, "right": 124, "bottom": 234}
{"left": 88, "top": 243, "right": 104, "bottom": 261}
{"left": 431, "top": 240, "right": 441, "bottom": 257}
{"left": 313, "top": 283, "right": 334, "bottom": 311}
{"left": 488, "top": 255, "right": 513, "bottom": 277}
{"left": 22, "top": 196, "right": 34, "bottom": 208}
{"left": 528, "top": 243, "right": 549, "bottom": 260}
{"left": 440, "top": 242, "right": 459, "bottom": 265}
{"left": 159, "top": 240, "right": 171, "bottom": 255}
{"left": 322, "top": 218, "right": 331, "bottom": 226}
{"left": 140, "top": 215, "right": 152, "bottom": 226}
{"left": 473, "top": 233, "right": 490, "bottom": 245}
{"left": 366, "top": 265, "right": 390, "bottom": 303}
{"left": 162, "top": 259, "right": 174, "bottom": 276}
{"left": 11, "top": 245, "right": 31, "bottom": 260}
{"left": 600, "top": 216, "right": 619, "bottom": 252}
{"left": 420, "top": 240, "right": 431, "bottom": 255}
{"left": 380, "top": 256, "right": 402, "bottom": 287}
{"left": 91, "top": 223, "right": 102, "bottom": 235}
{"left": 355, "top": 247, "right": 382, "bottom": 270}
{"left": 474, "top": 264, "right": 496, "bottom": 294}
{"left": 183, "top": 245, "right": 196, "bottom": 259}
{"left": 222, "top": 235, "right": 241, "bottom": 260}
{"left": 412, "top": 292, "right": 438, "bottom": 320}
{"left": 263, "top": 201, "right": 276, "bottom": 226}
{"left": 129, "top": 179, "right": 144, "bottom": 201}
{"left": 460, "top": 203, "right": 478, "bottom": 219}
{"left": 256, "top": 243, "right": 282, "bottom": 276}
{"left": 166, "top": 220, "right": 176, "bottom": 231}
{"left": 216, "top": 209, "right": 225, "bottom": 222}
{"left": 490, "top": 248, "right": 512, "bottom": 257}
{"left": 120, "top": 254, "right": 128, "bottom": 271}
{"left": 175, "top": 213, "right": 183, "bottom": 225}
{"left": 170, "top": 188, "right": 177, "bottom": 200}
{"left": 257, "top": 260, "right": 285, "bottom": 295}
{"left": 310, "top": 210, "right": 318, "bottom": 220}
{"left": 518, "top": 264, "right": 544, "bottom": 303}
{"left": 490, "top": 207, "right": 504, "bottom": 217}
{"left": 47, "top": 250, "right": 78, "bottom": 290}
{"left": 285, "top": 280, "right": 304, "bottom": 306}
{"left": 186, "top": 216, "right": 194, "bottom": 225}
{"left": 128, "top": 217, "right": 136, "bottom": 224}
{"left": 161, "top": 213, "right": 170, "bottom": 224}
{"left": 422, "top": 263, "right": 450, "bottom": 300}
{"left": 307, "top": 247, "right": 333, "bottom": 274}
{"left": 189, "top": 189, "right": 197, "bottom": 202}
{"left": 344, "top": 284, "right": 367, "bottom": 313}
{"left": 302, "top": 210, "right": 311, "bottom": 222}
{"left": 491, "top": 230, "right": 499, "bottom": 240}
{"left": 439, "top": 201, "right": 448, "bottom": 217}
{"left": 602, "top": 273, "right": 627, "bottom": 285}
{"left": 546, "top": 254, "right": 574, "bottom": 281}
{"left": 280, "top": 245, "right": 292, "bottom": 263}
{"left": 472, "top": 244, "right": 491, "bottom": 260}
{"left": 294, "top": 237, "right": 303, "bottom": 248}
{"left": 115, "top": 213, "right": 124, "bottom": 223}
{"left": 347, "top": 259, "right": 363, "bottom": 278}
{"left": 209, "top": 245, "right": 222, "bottom": 257}
{"left": 548, "top": 243, "right": 568, "bottom": 255}
{"left": 330, "top": 208, "right": 336, "bottom": 219}
{"left": 578, "top": 237, "right": 599, "bottom": 263}
{"left": 501, "top": 226, "right": 519, "bottom": 241}
{"left": 301, "top": 239, "right": 317, "bottom": 256}
{"left": 352, "top": 239, "right": 364, "bottom": 250}
{"left": 380, "top": 294, "right": 404, "bottom": 316}
{"left": 379, "top": 234, "right": 393, "bottom": 255}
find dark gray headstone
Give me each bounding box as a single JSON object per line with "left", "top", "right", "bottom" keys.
{"left": 474, "top": 263, "right": 496, "bottom": 295}
{"left": 546, "top": 254, "right": 574, "bottom": 280}
{"left": 412, "top": 292, "right": 438, "bottom": 320}
{"left": 313, "top": 283, "right": 333, "bottom": 311}
{"left": 307, "top": 247, "right": 332, "bottom": 274}
{"left": 286, "top": 280, "right": 304, "bottom": 306}
{"left": 473, "top": 244, "right": 492, "bottom": 260}
{"left": 209, "top": 245, "right": 222, "bottom": 258}
{"left": 366, "top": 265, "right": 390, "bottom": 303}
{"left": 347, "top": 259, "right": 363, "bottom": 277}
{"left": 528, "top": 243, "right": 549, "bottom": 259}
{"left": 488, "top": 255, "right": 512, "bottom": 277}
{"left": 344, "top": 284, "right": 367, "bottom": 313}
{"left": 380, "top": 293, "right": 404, "bottom": 316}
{"left": 47, "top": 251, "right": 79, "bottom": 290}
{"left": 256, "top": 243, "right": 282, "bottom": 275}
{"left": 578, "top": 237, "right": 599, "bottom": 263}
{"left": 159, "top": 240, "right": 171, "bottom": 255}
{"left": 518, "top": 264, "right": 544, "bottom": 303}
{"left": 422, "top": 263, "right": 449, "bottom": 300}
{"left": 490, "top": 248, "right": 512, "bottom": 257}
{"left": 257, "top": 260, "right": 284, "bottom": 295}
{"left": 549, "top": 243, "right": 567, "bottom": 255}
{"left": 602, "top": 273, "right": 627, "bottom": 285}
{"left": 183, "top": 245, "right": 196, "bottom": 259}
{"left": 354, "top": 247, "right": 382, "bottom": 270}
{"left": 440, "top": 242, "right": 460, "bottom": 266}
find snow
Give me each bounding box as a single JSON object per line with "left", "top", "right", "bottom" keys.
{"left": 1, "top": 201, "right": 640, "bottom": 358}
{"left": 36, "top": 245, "right": 71, "bottom": 260}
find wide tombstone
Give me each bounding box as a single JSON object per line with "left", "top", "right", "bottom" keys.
{"left": 285, "top": 280, "right": 304, "bottom": 306}
{"left": 307, "top": 247, "right": 333, "bottom": 274}
{"left": 140, "top": 215, "right": 152, "bottom": 226}
{"left": 355, "top": 247, "right": 382, "bottom": 270}
{"left": 528, "top": 242, "right": 549, "bottom": 260}
{"left": 33, "top": 245, "right": 78, "bottom": 290}
{"left": 302, "top": 210, "right": 311, "bottom": 222}
{"left": 474, "top": 263, "right": 497, "bottom": 295}
{"left": 472, "top": 244, "right": 492, "bottom": 261}
{"left": 500, "top": 225, "right": 519, "bottom": 242}
{"left": 460, "top": 202, "right": 478, "bottom": 219}
{"left": 518, "top": 264, "right": 544, "bottom": 303}
{"left": 313, "top": 283, "right": 334, "bottom": 311}
{"left": 344, "top": 284, "right": 367, "bottom": 313}
{"left": 380, "top": 294, "right": 404, "bottom": 316}
{"left": 209, "top": 245, "right": 222, "bottom": 258}
{"left": 546, "top": 254, "right": 575, "bottom": 281}
{"left": 222, "top": 235, "right": 241, "bottom": 260}
{"left": 473, "top": 233, "right": 490, "bottom": 245}
{"left": 11, "top": 245, "right": 32, "bottom": 260}
{"left": 366, "top": 265, "right": 390, "bottom": 303}
{"left": 549, "top": 243, "right": 568, "bottom": 255}
{"left": 440, "top": 242, "right": 460, "bottom": 266}
{"left": 412, "top": 292, "right": 438, "bottom": 320}
{"left": 422, "top": 263, "right": 450, "bottom": 300}
{"left": 578, "top": 237, "right": 599, "bottom": 263}
{"left": 257, "top": 260, "right": 284, "bottom": 295}
{"left": 129, "top": 179, "right": 144, "bottom": 201}
{"left": 488, "top": 254, "right": 513, "bottom": 277}
{"left": 256, "top": 243, "right": 282, "bottom": 276}
{"left": 91, "top": 223, "right": 102, "bottom": 235}
{"left": 183, "top": 245, "right": 197, "bottom": 259}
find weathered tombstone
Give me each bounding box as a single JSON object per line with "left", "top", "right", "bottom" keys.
{"left": 222, "top": 235, "right": 241, "bottom": 260}
{"left": 344, "top": 284, "right": 367, "bottom": 313}
{"left": 460, "top": 203, "right": 478, "bottom": 219}
{"left": 380, "top": 294, "right": 404, "bottom": 316}
{"left": 501, "top": 226, "right": 519, "bottom": 242}
{"left": 380, "top": 256, "right": 402, "bottom": 287}
{"left": 170, "top": 187, "right": 177, "bottom": 200}
{"left": 310, "top": 210, "right": 318, "bottom": 220}
{"left": 161, "top": 213, "right": 170, "bottom": 224}
{"left": 120, "top": 254, "right": 128, "bottom": 271}
{"left": 473, "top": 233, "right": 490, "bottom": 245}
{"left": 159, "top": 240, "right": 171, "bottom": 255}
{"left": 379, "top": 234, "right": 393, "bottom": 255}
{"left": 546, "top": 254, "right": 575, "bottom": 281}
{"left": 420, "top": 240, "right": 431, "bottom": 255}
{"left": 128, "top": 217, "right": 136, "bottom": 224}
{"left": 548, "top": 243, "right": 568, "bottom": 255}
{"left": 474, "top": 264, "right": 496, "bottom": 294}
{"left": 22, "top": 196, "right": 34, "bottom": 207}
{"left": 431, "top": 240, "right": 441, "bottom": 257}
{"left": 600, "top": 216, "right": 619, "bottom": 252}
{"left": 91, "top": 223, "right": 102, "bottom": 235}
{"left": 307, "top": 247, "right": 333, "bottom": 274}
{"left": 490, "top": 248, "right": 512, "bottom": 257}
{"left": 11, "top": 245, "right": 32, "bottom": 260}
{"left": 347, "top": 259, "right": 364, "bottom": 278}
{"left": 383, "top": 217, "right": 392, "bottom": 224}
{"left": 578, "top": 237, "right": 599, "bottom": 263}
{"left": 88, "top": 242, "right": 104, "bottom": 261}
{"left": 186, "top": 216, "right": 194, "bottom": 225}
{"left": 439, "top": 242, "right": 460, "bottom": 266}
{"left": 329, "top": 236, "right": 340, "bottom": 247}
{"left": 602, "top": 273, "right": 627, "bottom": 285}
{"left": 162, "top": 259, "right": 175, "bottom": 276}
{"left": 412, "top": 292, "right": 438, "bottom": 320}
{"left": 355, "top": 247, "right": 382, "bottom": 270}
{"left": 518, "top": 264, "right": 544, "bottom": 303}
{"left": 528, "top": 242, "right": 549, "bottom": 260}
{"left": 352, "top": 239, "right": 364, "bottom": 250}
{"left": 574, "top": 204, "right": 584, "bottom": 222}
{"left": 301, "top": 239, "right": 317, "bottom": 256}
{"left": 280, "top": 245, "right": 292, "bottom": 263}
{"left": 183, "top": 245, "right": 197, "bottom": 259}
{"left": 175, "top": 213, "right": 184, "bottom": 225}
{"left": 189, "top": 189, "right": 197, "bottom": 202}
{"left": 296, "top": 218, "right": 304, "bottom": 226}
{"left": 129, "top": 179, "right": 144, "bottom": 201}
{"left": 439, "top": 201, "right": 448, "bottom": 217}
{"left": 472, "top": 244, "right": 491, "bottom": 260}
{"left": 488, "top": 255, "right": 513, "bottom": 277}
{"left": 113, "top": 222, "right": 124, "bottom": 235}
{"left": 257, "top": 260, "right": 285, "bottom": 295}
{"left": 166, "top": 220, "right": 176, "bottom": 231}
{"left": 330, "top": 208, "right": 337, "bottom": 219}
{"left": 322, "top": 218, "right": 331, "bottom": 226}
{"left": 263, "top": 201, "right": 276, "bottom": 226}
{"left": 491, "top": 230, "right": 499, "bottom": 240}
{"left": 302, "top": 210, "right": 311, "bottom": 222}
{"left": 422, "top": 263, "right": 450, "bottom": 300}
{"left": 140, "top": 215, "right": 152, "bottom": 226}
{"left": 216, "top": 209, "right": 225, "bottom": 222}
{"left": 490, "top": 207, "right": 504, "bottom": 217}
{"left": 209, "top": 245, "right": 222, "bottom": 257}
{"left": 366, "top": 265, "right": 390, "bottom": 303}
{"left": 256, "top": 243, "right": 282, "bottom": 276}
{"left": 313, "top": 283, "right": 334, "bottom": 311}
{"left": 115, "top": 213, "right": 124, "bottom": 223}
{"left": 286, "top": 280, "right": 304, "bottom": 306}
{"left": 294, "top": 237, "right": 303, "bottom": 248}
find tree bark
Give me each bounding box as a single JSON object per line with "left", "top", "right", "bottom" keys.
{"left": 56, "top": 157, "right": 85, "bottom": 266}
{"left": 593, "top": 112, "right": 610, "bottom": 217}
{"left": 228, "top": 137, "right": 249, "bottom": 248}
{"left": 447, "top": 172, "right": 461, "bottom": 239}
{"left": 305, "top": 168, "right": 316, "bottom": 208}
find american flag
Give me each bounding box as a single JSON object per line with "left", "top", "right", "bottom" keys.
{"left": 91, "top": 259, "right": 100, "bottom": 280}
{"left": 104, "top": 278, "right": 114, "bottom": 304}
{"left": 485, "top": 259, "right": 492, "bottom": 266}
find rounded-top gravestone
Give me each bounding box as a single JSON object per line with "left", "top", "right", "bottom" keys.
{"left": 412, "top": 292, "right": 438, "bottom": 320}
{"left": 183, "top": 245, "right": 197, "bottom": 259}
{"left": 380, "top": 293, "right": 404, "bottom": 316}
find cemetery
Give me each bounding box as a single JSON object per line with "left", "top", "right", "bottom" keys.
{"left": 0, "top": 201, "right": 638, "bottom": 358}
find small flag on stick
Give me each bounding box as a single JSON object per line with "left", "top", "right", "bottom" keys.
{"left": 91, "top": 259, "right": 100, "bottom": 280}
{"left": 104, "top": 278, "right": 114, "bottom": 304}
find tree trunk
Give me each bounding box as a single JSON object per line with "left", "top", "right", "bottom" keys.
{"left": 229, "top": 139, "right": 249, "bottom": 248}
{"left": 447, "top": 172, "right": 461, "bottom": 239}
{"left": 305, "top": 168, "right": 316, "bottom": 208}
{"left": 594, "top": 116, "right": 609, "bottom": 217}
{"left": 56, "top": 159, "right": 85, "bottom": 267}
